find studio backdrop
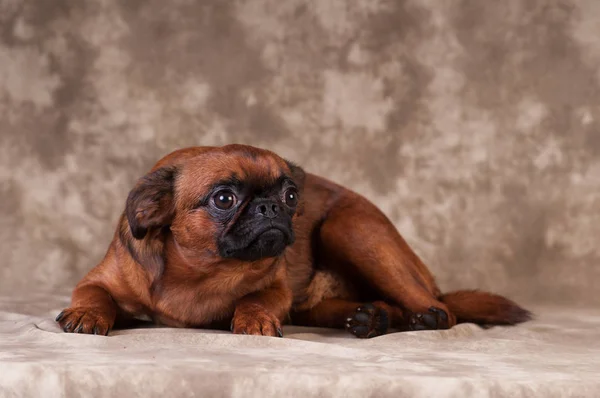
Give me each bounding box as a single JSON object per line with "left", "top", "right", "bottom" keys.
{"left": 1, "top": 0, "right": 599, "bottom": 307}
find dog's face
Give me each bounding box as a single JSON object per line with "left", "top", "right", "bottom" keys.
{"left": 210, "top": 173, "right": 299, "bottom": 262}
{"left": 124, "top": 145, "right": 305, "bottom": 265}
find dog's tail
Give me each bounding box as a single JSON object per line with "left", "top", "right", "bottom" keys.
{"left": 440, "top": 290, "right": 532, "bottom": 326}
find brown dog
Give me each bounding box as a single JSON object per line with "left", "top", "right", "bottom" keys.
{"left": 56, "top": 144, "right": 531, "bottom": 338}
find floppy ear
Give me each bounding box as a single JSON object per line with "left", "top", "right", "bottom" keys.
{"left": 125, "top": 166, "right": 177, "bottom": 240}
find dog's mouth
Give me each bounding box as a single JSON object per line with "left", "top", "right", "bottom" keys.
{"left": 219, "top": 222, "right": 294, "bottom": 261}
{"left": 252, "top": 222, "right": 290, "bottom": 240}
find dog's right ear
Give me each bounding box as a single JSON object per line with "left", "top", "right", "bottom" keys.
{"left": 125, "top": 166, "right": 177, "bottom": 240}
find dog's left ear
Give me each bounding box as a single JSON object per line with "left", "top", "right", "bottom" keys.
{"left": 125, "top": 166, "right": 178, "bottom": 240}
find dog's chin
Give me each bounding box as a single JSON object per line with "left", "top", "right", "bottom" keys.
{"left": 219, "top": 228, "right": 293, "bottom": 262}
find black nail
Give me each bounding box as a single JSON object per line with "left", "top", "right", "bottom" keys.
{"left": 277, "top": 328, "right": 283, "bottom": 338}
{"left": 242, "top": 331, "right": 247, "bottom": 335}
{"left": 105, "top": 328, "right": 110, "bottom": 336}
{"left": 55, "top": 311, "right": 65, "bottom": 322}
{"left": 63, "top": 322, "right": 73, "bottom": 332}
{"left": 230, "top": 319, "right": 234, "bottom": 332}
{"left": 93, "top": 326, "right": 99, "bottom": 335}
{"left": 74, "top": 324, "right": 84, "bottom": 333}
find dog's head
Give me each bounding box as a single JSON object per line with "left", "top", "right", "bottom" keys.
{"left": 122, "top": 145, "right": 305, "bottom": 274}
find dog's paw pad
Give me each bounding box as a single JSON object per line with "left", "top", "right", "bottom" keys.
{"left": 408, "top": 307, "right": 450, "bottom": 331}
{"left": 345, "top": 303, "right": 389, "bottom": 338}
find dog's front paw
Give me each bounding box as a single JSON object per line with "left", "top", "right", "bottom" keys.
{"left": 345, "top": 303, "right": 389, "bottom": 338}
{"left": 55, "top": 307, "right": 113, "bottom": 335}
{"left": 408, "top": 307, "right": 450, "bottom": 331}
{"left": 231, "top": 304, "right": 283, "bottom": 337}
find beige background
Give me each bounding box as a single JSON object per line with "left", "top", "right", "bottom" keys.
{"left": 0, "top": 0, "right": 598, "bottom": 307}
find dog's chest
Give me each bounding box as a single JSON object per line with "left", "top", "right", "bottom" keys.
{"left": 151, "top": 285, "right": 235, "bottom": 327}
{"left": 149, "top": 266, "right": 275, "bottom": 327}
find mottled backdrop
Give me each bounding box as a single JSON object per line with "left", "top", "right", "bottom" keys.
{"left": 0, "top": 0, "right": 598, "bottom": 306}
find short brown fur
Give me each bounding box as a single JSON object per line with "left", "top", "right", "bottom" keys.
{"left": 57, "top": 145, "right": 531, "bottom": 338}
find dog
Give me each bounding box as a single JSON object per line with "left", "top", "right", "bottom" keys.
{"left": 56, "top": 144, "right": 531, "bottom": 338}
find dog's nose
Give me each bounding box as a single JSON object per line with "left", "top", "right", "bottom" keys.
{"left": 255, "top": 202, "right": 279, "bottom": 219}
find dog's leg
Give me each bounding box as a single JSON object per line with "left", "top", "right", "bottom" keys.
{"left": 318, "top": 194, "right": 456, "bottom": 330}
{"left": 291, "top": 298, "right": 406, "bottom": 338}
{"left": 55, "top": 284, "right": 118, "bottom": 335}
{"left": 231, "top": 265, "right": 293, "bottom": 337}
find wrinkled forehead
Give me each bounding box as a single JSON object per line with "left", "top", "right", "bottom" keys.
{"left": 176, "top": 151, "right": 291, "bottom": 205}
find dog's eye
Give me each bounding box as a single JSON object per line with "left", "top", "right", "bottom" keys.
{"left": 284, "top": 188, "right": 298, "bottom": 207}
{"left": 213, "top": 190, "right": 237, "bottom": 210}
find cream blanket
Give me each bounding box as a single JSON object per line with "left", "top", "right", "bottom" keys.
{"left": 1, "top": 293, "right": 598, "bottom": 397}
